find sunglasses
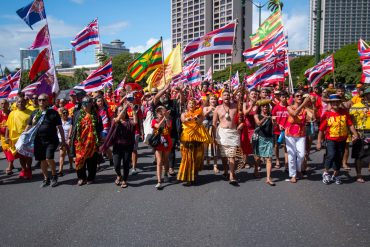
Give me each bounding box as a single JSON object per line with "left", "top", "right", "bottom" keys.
{"left": 38, "top": 98, "right": 47, "bottom": 102}
{"left": 62, "top": 111, "right": 68, "bottom": 114}
{"left": 32, "top": 97, "right": 38, "bottom": 100}
{"left": 295, "top": 95, "right": 303, "bottom": 98}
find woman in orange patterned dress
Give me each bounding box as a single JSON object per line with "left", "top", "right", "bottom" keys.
{"left": 178, "top": 100, "right": 212, "bottom": 185}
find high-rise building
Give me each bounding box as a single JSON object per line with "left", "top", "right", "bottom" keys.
{"left": 20, "top": 48, "right": 39, "bottom": 70}
{"left": 59, "top": 49, "right": 76, "bottom": 68}
{"left": 171, "top": 0, "right": 252, "bottom": 74}
{"left": 309, "top": 0, "right": 370, "bottom": 55}
{"left": 94, "top": 39, "right": 130, "bottom": 63}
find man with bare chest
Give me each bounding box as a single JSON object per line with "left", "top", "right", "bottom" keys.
{"left": 213, "top": 90, "right": 242, "bottom": 185}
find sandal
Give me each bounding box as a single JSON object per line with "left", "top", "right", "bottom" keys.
{"left": 343, "top": 164, "right": 351, "bottom": 171}
{"left": 121, "top": 181, "right": 128, "bottom": 188}
{"left": 229, "top": 179, "right": 239, "bottom": 186}
{"left": 77, "top": 179, "right": 87, "bottom": 186}
{"left": 356, "top": 177, "right": 365, "bottom": 183}
{"left": 213, "top": 166, "right": 220, "bottom": 174}
{"left": 290, "top": 177, "right": 297, "bottom": 183}
{"left": 266, "top": 180, "right": 276, "bottom": 186}
{"left": 114, "top": 177, "right": 121, "bottom": 186}
{"left": 5, "top": 168, "right": 13, "bottom": 175}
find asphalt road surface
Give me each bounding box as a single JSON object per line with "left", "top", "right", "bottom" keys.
{"left": 0, "top": 144, "right": 369, "bottom": 247}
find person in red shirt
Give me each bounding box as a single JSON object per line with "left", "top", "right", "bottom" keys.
{"left": 271, "top": 91, "right": 289, "bottom": 170}
{"left": 317, "top": 94, "right": 358, "bottom": 185}
{"left": 64, "top": 90, "right": 77, "bottom": 117}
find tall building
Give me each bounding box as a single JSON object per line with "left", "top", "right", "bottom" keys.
{"left": 59, "top": 49, "right": 76, "bottom": 68}
{"left": 171, "top": 0, "right": 252, "bottom": 74}
{"left": 20, "top": 48, "right": 39, "bottom": 70}
{"left": 94, "top": 39, "right": 130, "bottom": 63}
{"left": 309, "top": 0, "right": 370, "bottom": 55}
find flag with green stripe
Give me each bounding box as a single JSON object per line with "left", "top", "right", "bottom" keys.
{"left": 250, "top": 9, "right": 283, "bottom": 47}
{"left": 127, "top": 40, "right": 163, "bottom": 81}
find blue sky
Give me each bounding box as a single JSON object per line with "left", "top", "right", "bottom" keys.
{"left": 0, "top": 0, "right": 309, "bottom": 70}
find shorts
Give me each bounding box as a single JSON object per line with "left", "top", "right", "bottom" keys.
{"left": 133, "top": 134, "right": 140, "bottom": 151}
{"left": 34, "top": 139, "right": 59, "bottom": 161}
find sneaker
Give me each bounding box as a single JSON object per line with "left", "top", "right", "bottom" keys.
{"left": 50, "top": 176, "right": 58, "bottom": 187}
{"left": 130, "top": 168, "right": 138, "bottom": 175}
{"left": 163, "top": 175, "right": 170, "bottom": 183}
{"left": 40, "top": 178, "right": 50, "bottom": 188}
{"left": 19, "top": 169, "right": 25, "bottom": 179}
{"left": 322, "top": 173, "right": 331, "bottom": 185}
{"left": 155, "top": 182, "right": 162, "bottom": 190}
{"left": 332, "top": 175, "right": 343, "bottom": 185}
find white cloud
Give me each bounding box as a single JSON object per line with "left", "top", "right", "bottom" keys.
{"left": 252, "top": 6, "right": 309, "bottom": 51}
{"left": 129, "top": 38, "right": 172, "bottom": 57}
{"left": 70, "top": 0, "right": 85, "bottom": 4}
{"left": 101, "top": 21, "right": 129, "bottom": 36}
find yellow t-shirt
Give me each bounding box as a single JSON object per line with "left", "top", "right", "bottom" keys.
{"left": 349, "top": 102, "right": 370, "bottom": 130}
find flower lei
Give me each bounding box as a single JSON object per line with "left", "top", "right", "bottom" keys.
{"left": 32, "top": 108, "right": 47, "bottom": 125}
{"left": 76, "top": 110, "right": 100, "bottom": 145}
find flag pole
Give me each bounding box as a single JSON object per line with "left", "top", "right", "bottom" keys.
{"left": 160, "top": 36, "right": 167, "bottom": 89}
{"left": 41, "top": 5, "right": 59, "bottom": 100}
{"left": 229, "top": 19, "right": 238, "bottom": 91}
{"left": 96, "top": 17, "right": 103, "bottom": 65}
{"left": 331, "top": 54, "right": 336, "bottom": 87}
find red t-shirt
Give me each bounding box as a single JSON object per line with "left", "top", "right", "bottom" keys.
{"left": 272, "top": 103, "right": 289, "bottom": 135}
{"left": 319, "top": 109, "right": 353, "bottom": 141}
{"left": 127, "top": 107, "right": 143, "bottom": 135}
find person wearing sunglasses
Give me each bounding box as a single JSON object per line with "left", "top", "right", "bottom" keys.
{"left": 285, "top": 91, "right": 315, "bottom": 183}
{"left": 74, "top": 96, "right": 103, "bottom": 186}
{"left": 27, "top": 94, "right": 39, "bottom": 112}
{"left": 57, "top": 107, "right": 73, "bottom": 176}
{"left": 25, "top": 94, "right": 66, "bottom": 188}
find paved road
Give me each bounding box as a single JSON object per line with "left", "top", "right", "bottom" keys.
{"left": 0, "top": 144, "right": 369, "bottom": 247}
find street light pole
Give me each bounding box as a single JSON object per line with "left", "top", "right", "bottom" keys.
{"left": 314, "top": 0, "right": 322, "bottom": 64}
{"left": 246, "top": 0, "right": 268, "bottom": 26}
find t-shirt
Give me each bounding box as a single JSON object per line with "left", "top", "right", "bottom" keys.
{"left": 349, "top": 102, "right": 370, "bottom": 131}
{"left": 319, "top": 109, "right": 353, "bottom": 141}
{"left": 272, "top": 103, "right": 289, "bottom": 135}
{"left": 28, "top": 109, "right": 62, "bottom": 143}
{"left": 58, "top": 119, "right": 72, "bottom": 142}
{"left": 127, "top": 107, "right": 144, "bottom": 135}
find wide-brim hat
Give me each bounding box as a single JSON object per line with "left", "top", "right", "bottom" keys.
{"left": 327, "top": 94, "right": 342, "bottom": 102}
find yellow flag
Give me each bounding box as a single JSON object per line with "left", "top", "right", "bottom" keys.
{"left": 147, "top": 44, "right": 182, "bottom": 89}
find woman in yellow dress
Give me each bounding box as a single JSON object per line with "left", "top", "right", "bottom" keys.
{"left": 177, "top": 99, "right": 212, "bottom": 185}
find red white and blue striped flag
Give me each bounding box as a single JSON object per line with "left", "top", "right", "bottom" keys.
{"left": 0, "top": 84, "right": 12, "bottom": 99}
{"left": 243, "top": 27, "right": 287, "bottom": 68}
{"left": 231, "top": 71, "right": 239, "bottom": 89}
{"left": 246, "top": 52, "right": 286, "bottom": 89}
{"left": 183, "top": 20, "right": 236, "bottom": 62}
{"left": 7, "top": 70, "right": 22, "bottom": 99}
{"left": 71, "top": 18, "right": 100, "bottom": 51}
{"left": 361, "top": 59, "right": 370, "bottom": 83}
{"left": 304, "top": 55, "right": 334, "bottom": 87}
{"left": 115, "top": 76, "right": 126, "bottom": 95}
{"left": 204, "top": 67, "right": 212, "bottom": 82}
{"left": 183, "top": 60, "right": 201, "bottom": 86}
{"left": 358, "top": 39, "right": 370, "bottom": 60}
{"left": 74, "top": 59, "right": 112, "bottom": 92}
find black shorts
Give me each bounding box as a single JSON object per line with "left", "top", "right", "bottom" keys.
{"left": 34, "top": 139, "right": 59, "bottom": 161}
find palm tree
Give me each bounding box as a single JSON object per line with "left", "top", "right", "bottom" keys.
{"left": 267, "top": 0, "right": 283, "bottom": 12}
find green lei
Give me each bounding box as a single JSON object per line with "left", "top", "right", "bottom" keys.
{"left": 76, "top": 110, "right": 100, "bottom": 145}
{"left": 32, "top": 109, "right": 46, "bottom": 125}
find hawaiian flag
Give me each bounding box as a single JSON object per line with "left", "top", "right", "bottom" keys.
{"left": 304, "top": 55, "right": 334, "bottom": 87}
{"left": 243, "top": 27, "right": 287, "bottom": 68}
{"left": 231, "top": 71, "right": 240, "bottom": 89}
{"left": 102, "top": 72, "right": 113, "bottom": 89}
{"left": 22, "top": 81, "right": 41, "bottom": 95}
{"left": 22, "top": 70, "right": 53, "bottom": 96}
{"left": 115, "top": 76, "right": 126, "bottom": 95}
{"left": 74, "top": 59, "right": 112, "bottom": 92}
{"left": 7, "top": 70, "right": 22, "bottom": 99}
{"left": 29, "top": 24, "right": 50, "bottom": 49}
{"left": 171, "top": 73, "right": 186, "bottom": 87}
{"left": 358, "top": 39, "right": 370, "bottom": 60}
{"left": 361, "top": 59, "right": 370, "bottom": 83}
{"left": 0, "top": 84, "right": 12, "bottom": 99}
{"left": 182, "top": 60, "right": 201, "bottom": 86}
{"left": 204, "top": 67, "right": 212, "bottom": 82}
{"left": 246, "top": 52, "right": 286, "bottom": 89}
{"left": 71, "top": 18, "right": 100, "bottom": 51}
{"left": 183, "top": 20, "right": 236, "bottom": 62}
{"left": 16, "top": 0, "right": 46, "bottom": 30}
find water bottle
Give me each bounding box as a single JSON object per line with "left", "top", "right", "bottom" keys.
{"left": 277, "top": 130, "right": 285, "bottom": 144}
